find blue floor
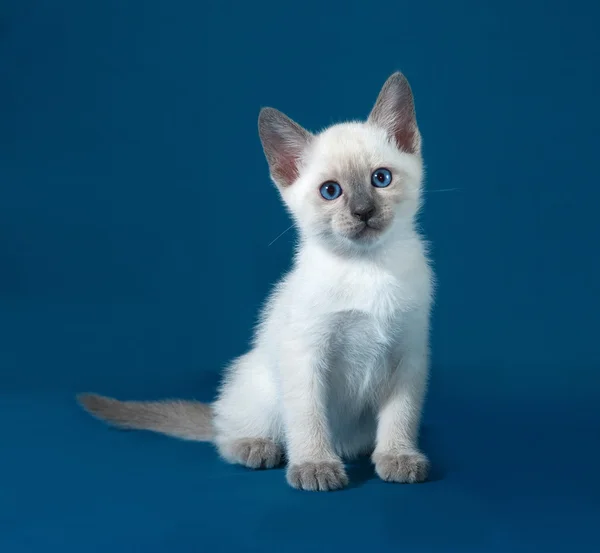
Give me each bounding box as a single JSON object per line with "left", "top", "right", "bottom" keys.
{"left": 2, "top": 311, "right": 599, "bottom": 553}
{"left": 3, "top": 391, "right": 599, "bottom": 552}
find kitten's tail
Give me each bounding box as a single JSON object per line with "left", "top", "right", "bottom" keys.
{"left": 77, "top": 393, "right": 214, "bottom": 442}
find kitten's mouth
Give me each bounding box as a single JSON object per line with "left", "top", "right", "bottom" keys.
{"left": 351, "top": 222, "right": 384, "bottom": 241}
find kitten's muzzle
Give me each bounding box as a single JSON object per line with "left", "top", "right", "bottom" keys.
{"left": 352, "top": 204, "right": 376, "bottom": 223}
{"left": 349, "top": 217, "right": 387, "bottom": 241}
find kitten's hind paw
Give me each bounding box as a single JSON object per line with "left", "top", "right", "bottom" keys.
{"left": 286, "top": 461, "right": 349, "bottom": 491}
{"left": 223, "top": 438, "right": 283, "bottom": 469}
{"left": 373, "top": 451, "right": 429, "bottom": 483}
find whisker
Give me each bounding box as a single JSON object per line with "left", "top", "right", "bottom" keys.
{"left": 268, "top": 224, "right": 295, "bottom": 247}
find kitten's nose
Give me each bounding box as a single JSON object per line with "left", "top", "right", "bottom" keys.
{"left": 353, "top": 205, "right": 376, "bottom": 222}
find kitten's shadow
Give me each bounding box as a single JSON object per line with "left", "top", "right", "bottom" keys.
{"left": 346, "top": 455, "right": 378, "bottom": 489}
{"left": 420, "top": 424, "right": 446, "bottom": 482}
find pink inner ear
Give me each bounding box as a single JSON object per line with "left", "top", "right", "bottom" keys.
{"left": 274, "top": 154, "right": 300, "bottom": 186}
{"left": 368, "top": 73, "right": 420, "bottom": 155}
{"left": 259, "top": 108, "right": 310, "bottom": 188}
{"left": 394, "top": 123, "right": 419, "bottom": 155}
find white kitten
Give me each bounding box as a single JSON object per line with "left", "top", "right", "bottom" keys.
{"left": 79, "top": 72, "right": 434, "bottom": 491}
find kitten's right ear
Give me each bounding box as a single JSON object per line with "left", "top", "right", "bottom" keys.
{"left": 258, "top": 108, "right": 313, "bottom": 188}
{"left": 368, "top": 72, "right": 421, "bottom": 155}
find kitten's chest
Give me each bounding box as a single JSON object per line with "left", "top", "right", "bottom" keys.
{"left": 326, "top": 309, "right": 394, "bottom": 409}
{"left": 330, "top": 309, "right": 395, "bottom": 360}
{"left": 293, "top": 246, "right": 423, "bottom": 348}
{"left": 324, "top": 263, "right": 408, "bottom": 323}
{"left": 322, "top": 267, "right": 409, "bottom": 395}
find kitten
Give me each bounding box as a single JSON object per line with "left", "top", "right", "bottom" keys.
{"left": 79, "top": 72, "right": 433, "bottom": 491}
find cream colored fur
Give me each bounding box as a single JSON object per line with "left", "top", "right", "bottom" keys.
{"left": 79, "top": 72, "right": 434, "bottom": 491}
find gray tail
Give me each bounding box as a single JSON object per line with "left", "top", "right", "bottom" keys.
{"left": 77, "top": 393, "right": 214, "bottom": 442}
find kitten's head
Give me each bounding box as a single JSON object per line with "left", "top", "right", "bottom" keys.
{"left": 258, "top": 72, "right": 423, "bottom": 252}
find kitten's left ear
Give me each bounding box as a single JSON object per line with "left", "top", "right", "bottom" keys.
{"left": 368, "top": 72, "right": 421, "bottom": 155}
{"left": 258, "top": 107, "right": 313, "bottom": 188}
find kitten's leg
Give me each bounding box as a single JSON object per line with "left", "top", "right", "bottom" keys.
{"left": 373, "top": 316, "right": 430, "bottom": 483}
{"left": 280, "top": 337, "right": 348, "bottom": 492}
{"left": 213, "top": 352, "right": 284, "bottom": 469}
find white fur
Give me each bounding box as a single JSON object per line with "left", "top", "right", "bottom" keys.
{"left": 79, "top": 72, "right": 434, "bottom": 490}
{"left": 213, "top": 119, "right": 433, "bottom": 469}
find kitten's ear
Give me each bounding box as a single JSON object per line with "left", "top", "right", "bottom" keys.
{"left": 368, "top": 72, "right": 421, "bottom": 155}
{"left": 258, "top": 107, "right": 313, "bottom": 187}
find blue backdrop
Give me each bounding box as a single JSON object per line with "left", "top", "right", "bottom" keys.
{"left": 1, "top": 1, "right": 599, "bottom": 552}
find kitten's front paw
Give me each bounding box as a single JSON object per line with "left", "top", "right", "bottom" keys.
{"left": 286, "top": 461, "right": 349, "bottom": 491}
{"left": 373, "top": 451, "right": 430, "bottom": 483}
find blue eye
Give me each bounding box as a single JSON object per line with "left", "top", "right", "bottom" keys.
{"left": 320, "top": 181, "right": 343, "bottom": 200}
{"left": 371, "top": 168, "right": 392, "bottom": 188}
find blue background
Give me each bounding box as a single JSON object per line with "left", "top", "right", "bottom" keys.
{"left": 1, "top": 1, "right": 599, "bottom": 551}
